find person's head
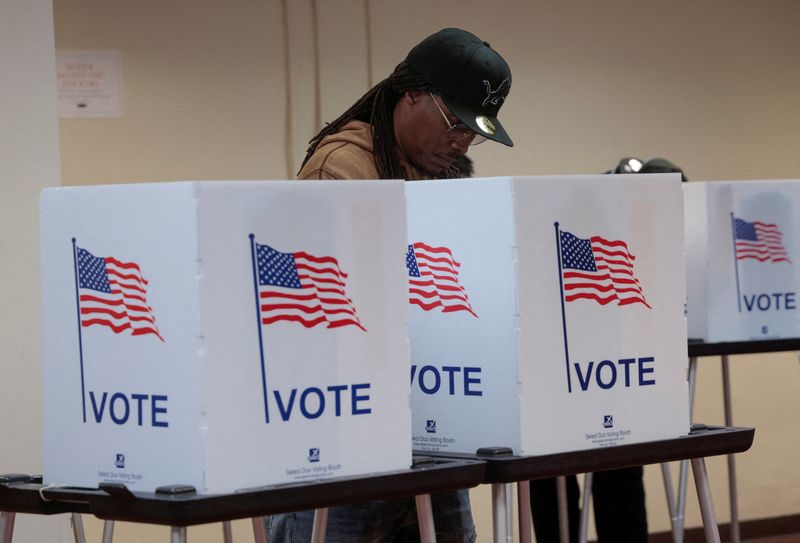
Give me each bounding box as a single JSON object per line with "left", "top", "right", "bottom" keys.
{"left": 302, "top": 28, "right": 512, "bottom": 179}
{"left": 610, "top": 157, "right": 688, "bottom": 182}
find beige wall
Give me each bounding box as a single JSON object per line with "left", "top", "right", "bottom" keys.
{"left": 29, "top": 0, "right": 800, "bottom": 541}
{"left": 55, "top": 0, "right": 287, "bottom": 183}
{"left": 0, "top": 1, "right": 70, "bottom": 541}
{"left": 55, "top": 0, "right": 800, "bottom": 186}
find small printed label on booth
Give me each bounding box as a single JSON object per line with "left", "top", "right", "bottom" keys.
{"left": 584, "top": 428, "right": 633, "bottom": 448}
{"left": 97, "top": 469, "right": 145, "bottom": 485}
{"left": 413, "top": 433, "right": 457, "bottom": 451}
{"left": 284, "top": 463, "right": 343, "bottom": 481}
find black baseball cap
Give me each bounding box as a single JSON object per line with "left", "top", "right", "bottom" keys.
{"left": 406, "top": 28, "right": 513, "bottom": 147}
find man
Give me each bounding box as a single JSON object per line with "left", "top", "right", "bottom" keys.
{"left": 297, "top": 27, "right": 512, "bottom": 181}
{"left": 269, "top": 27, "right": 513, "bottom": 542}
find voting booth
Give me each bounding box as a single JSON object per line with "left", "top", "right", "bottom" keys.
{"left": 406, "top": 175, "right": 690, "bottom": 456}
{"left": 684, "top": 180, "right": 800, "bottom": 342}
{"left": 40, "top": 180, "right": 411, "bottom": 494}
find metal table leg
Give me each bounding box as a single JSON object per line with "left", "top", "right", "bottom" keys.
{"left": 170, "top": 527, "right": 187, "bottom": 543}
{"left": 691, "top": 457, "right": 721, "bottom": 543}
{"left": 1, "top": 512, "right": 15, "bottom": 543}
{"left": 102, "top": 520, "right": 115, "bottom": 543}
{"left": 556, "top": 476, "right": 569, "bottom": 543}
{"left": 415, "top": 494, "right": 437, "bottom": 543}
{"left": 677, "top": 458, "right": 689, "bottom": 541}
{"left": 311, "top": 508, "right": 328, "bottom": 543}
{"left": 492, "top": 483, "right": 508, "bottom": 543}
{"left": 517, "top": 481, "right": 532, "bottom": 543}
{"left": 722, "top": 355, "right": 740, "bottom": 543}
{"left": 578, "top": 472, "right": 592, "bottom": 543}
{"left": 674, "top": 355, "right": 698, "bottom": 543}
{"left": 222, "top": 521, "right": 232, "bottom": 543}
{"left": 505, "top": 484, "right": 513, "bottom": 543}
{"left": 71, "top": 513, "right": 86, "bottom": 543}
{"left": 252, "top": 516, "right": 268, "bottom": 543}
{"left": 660, "top": 463, "right": 681, "bottom": 543}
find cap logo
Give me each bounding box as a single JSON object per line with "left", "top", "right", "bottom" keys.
{"left": 482, "top": 78, "right": 511, "bottom": 108}
{"left": 476, "top": 116, "right": 496, "bottom": 135}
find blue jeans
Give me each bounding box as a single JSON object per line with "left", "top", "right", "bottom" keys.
{"left": 268, "top": 489, "right": 476, "bottom": 542}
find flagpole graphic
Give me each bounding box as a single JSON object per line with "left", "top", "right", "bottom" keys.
{"left": 71, "top": 238, "right": 88, "bottom": 423}
{"left": 730, "top": 213, "right": 743, "bottom": 312}
{"left": 249, "top": 234, "right": 270, "bottom": 423}
{"left": 554, "top": 222, "right": 573, "bottom": 393}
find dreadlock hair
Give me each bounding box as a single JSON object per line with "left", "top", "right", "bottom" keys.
{"left": 300, "top": 61, "right": 441, "bottom": 180}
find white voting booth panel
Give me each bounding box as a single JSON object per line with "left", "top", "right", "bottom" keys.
{"left": 40, "top": 180, "right": 411, "bottom": 494}
{"left": 406, "top": 175, "right": 689, "bottom": 456}
{"left": 685, "top": 179, "right": 800, "bottom": 342}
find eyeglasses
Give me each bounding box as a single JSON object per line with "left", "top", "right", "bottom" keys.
{"left": 428, "top": 92, "right": 487, "bottom": 146}
{"left": 616, "top": 157, "right": 643, "bottom": 173}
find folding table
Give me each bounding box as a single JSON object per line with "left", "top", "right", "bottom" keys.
{"left": 665, "top": 339, "right": 800, "bottom": 543}
{"left": 424, "top": 424, "right": 754, "bottom": 543}
{"left": 1, "top": 455, "right": 486, "bottom": 543}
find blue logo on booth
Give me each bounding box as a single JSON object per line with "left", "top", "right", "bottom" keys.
{"left": 115, "top": 454, "right": 125, "bottom": 469}
{"left": 603, "top": 416, "right": 614, "bottom": 429}
{"left": 426, "top": 420, "right": 437, "bottom": 433}
{"left": 308, "top": 448, "right": 320, "bottom": 463}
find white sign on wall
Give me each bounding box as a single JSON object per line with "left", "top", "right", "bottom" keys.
{"left": 57, "top": 50, "right": 124, "bottom": 118}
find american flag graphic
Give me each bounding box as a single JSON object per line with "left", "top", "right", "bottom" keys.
{"left": 406, "top": 242, "right": 477, "bottom": 317}
{"left": 733, "top": 216, "right": 791, "bottom": 263}
{"left": 255, "top": 242, "right": 365, "bottom": 331}
{"left": 559, "top": 230, "right": 651, "bottom": 309}
{"left": 76, "top": 246, "right": 164, "bottom": 340}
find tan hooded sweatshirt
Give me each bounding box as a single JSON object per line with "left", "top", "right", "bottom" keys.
{"left": 297, "top": 120, "right": 428, "bottom": 181}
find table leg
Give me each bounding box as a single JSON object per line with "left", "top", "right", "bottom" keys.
{"left": 690, "top": 457, "right": 721, "bottom": 543}
{"left": 492, "top": 483, "right": 508, "bottom": 543}
{"left": 1, "top": 512, "right": 16, "bottom": 543}
{"left": 677, "top": 459, "right": 689, "bottom": 540}
{"left": 170, "top": 527, "right": 187, "bottom": 543}
{"left": 311, "top": 508, "right": 328, "bottom": 543}
{"left": 659, "top": 463, "right": 682, "bottom": 543}
{"left": 722, "top": 355, "right": 740, "bottom": 543}
{"left": 251, "top": 517, "right": 268, "bottom": 543}
{"left": 556, "top": 476, "right": 569, "bottom": 543}
{"left": 71, "top": 513, "right": 86, "bottom": 543}
{"left": 102, "top": 520, "right": 115, "bottom": 543}
{"left": 578, "top": 473, "right": 592, "bottom": 543}
{"left": 505, "top": 484, "right": 513, "bottom": 543}
{"left": 415, "top": 494, "right": 437, "bottom": 543}
{"left": 222, "top": 521, "right": 232, "bottom": 543}
{"left": 675, "top": 355, "right": 698, "bottom": 543}
{"left": 517, "top": 481, "right": 532, "bottom": 543}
